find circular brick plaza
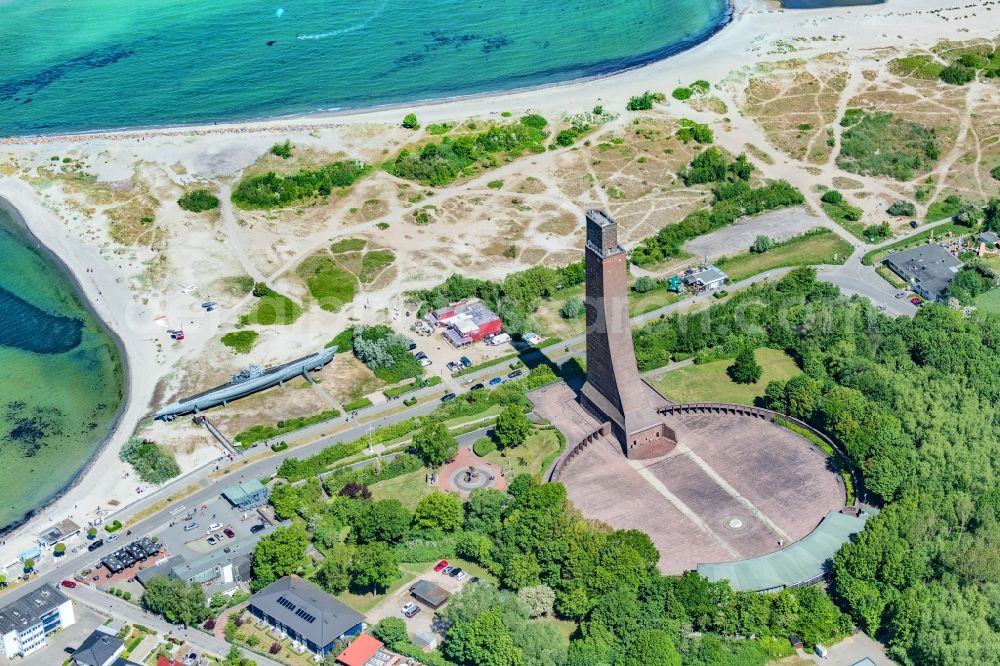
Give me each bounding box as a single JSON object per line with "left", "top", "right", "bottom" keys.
{"left": 558, "top": 411, "right": 846, "bottom": 575}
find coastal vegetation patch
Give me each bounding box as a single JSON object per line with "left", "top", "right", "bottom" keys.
{"left": 347, "top": 325, "right": 423, "bottom": 384}
{"left": 231, "top": 160, "right": 370, "bottom": 210}
{"left": 837, "top": 110, "right": 939, "bottom": 181}
{"left": 239, "top": 283, "right": 302, "bottom": 326}
{"left": 330, "top": 238, "right": 368, "bottom": 254}
{"left": 626, "top": 90, "right": 666, "bottom": 111}
{"left": 235, "top": 408, "right": 342, "bottom": 446}
{"left": 177, "top": 189, "right": 219, "bottom": 212}
{"left": 385, "top": 115, "right": 549, "bottom": 186}
{"left": 297, "top": 255, "right": 357, "bottom": 313}
{"left": 270, "top": 140, "right": 293, "bottom": 159}
{"left": 888, "top": 54, "right": 945, "bottom": 80}
{"left": 359, "top": 250, "right": 396, "bottom": 284}
{"left": 819, "top": 190, "right": 865, "bottom": 238}
{"left": 119, "top": 437, "right": 180, "bottom": 485}
{"left": 220, "top": 330, "right": 258, "bottom": 354}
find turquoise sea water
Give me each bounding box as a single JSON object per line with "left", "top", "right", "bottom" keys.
{"left": 0, "top": 209, "right": 124, "bottom": 533}
{"left": 1, "top": 0, "right": 729, "bottom": 136}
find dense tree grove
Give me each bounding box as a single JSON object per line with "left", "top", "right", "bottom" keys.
{"left": 232, "top": 160, "right": 369, "bottom": 209}
{"left": 634, "top": 267, "right": 1000, "bottom": 664}
{"left": 387, "top": 116, "right": 548, "bottom": 186}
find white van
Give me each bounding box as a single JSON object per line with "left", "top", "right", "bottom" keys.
{"left": 488, "top": 333, "right": 511, "bottom": 346}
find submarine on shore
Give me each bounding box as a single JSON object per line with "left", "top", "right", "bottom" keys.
{"left": 155, "top": 346, "right": 337, "bottom": 421}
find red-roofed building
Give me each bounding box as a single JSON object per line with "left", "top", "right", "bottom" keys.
{"left": 156, "top": 657, "right": 184, "bottom": 666}
{"left": 429, "top": 300, "right": 503, "bottom": 347}
{"left": 336, "top": 634, "right": 394, "bottom": 666}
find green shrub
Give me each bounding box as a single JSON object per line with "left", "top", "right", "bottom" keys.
{"left": 487, "top": 179, "right": 503, "bottom": 189}
{"left": 821, "top": 190, "right": 844, "bottom": 205}
{"left": 119, "top": 438, "right": 180, "bottom": 484}
{"left": 402, "top": 113, "right": 419, "bottom": 129}
{"left": 232, "top": 160, "right": 369, "bottom": 209}
{"left": 939, "top": 64, "right": 975, "bottom": 85}
{"left": 343, "top": 397, "right": 373, "bottom": 412}
{"left": 626, "top": 91, "right": 666, "bottom": 111}
{"left": 927, "top": 194, "right": 963, "bottom": 222}
{"left": 426, "top": 122, "right": 454, "bottom": 135}
{"left": 177, "top": 189, "right": 219, "bottom": 212}
{"left": 690, "top": 80, "right": 710, "bottom": 93}
{"left": 676, "top": 119, "right": 713, "bottom": 144}
{"left": 220, "top": 330, "right": 258, "bottom": 354}
{"left": 270, "top": 140, "right": 293, "bottom": 158}
{"left": 672, "top": 87, "right": 693, "bottom": 101}
{"left": 887, "top": 200, "right": 916, "bottom": 216}
{"left": 105, "top": 520, "right": 123, "bottom": 533}
{"left": 991, "top": 166, "right": 1000, "bottom": 182}
{"left": 271, "top": 441, "right": 288, "bottom": 452}
{"left": 473, "top": 437, "right": 496, "bottom": 457}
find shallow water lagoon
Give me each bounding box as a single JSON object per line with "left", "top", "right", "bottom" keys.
{"left": 1, "top": 0, "right": 728, "bottom": 135}
{"left": 0, "top": 210, "right": 124, "bottom": 532}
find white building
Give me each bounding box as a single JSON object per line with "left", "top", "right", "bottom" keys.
{"left": 0, "top": 583, "right": 75, "bottom": 659}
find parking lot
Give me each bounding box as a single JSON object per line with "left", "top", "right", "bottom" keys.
{"left": 21, "top": 602, "right": 104, "bottom": 665}
{"left": 365, "top": 561, "right": 477, "bottom": 642}
{"left": 155, "top": 495, "right": 271, "bottom": 560}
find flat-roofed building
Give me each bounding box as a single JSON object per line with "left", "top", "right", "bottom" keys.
{"left": 222, "top": 479, "right": 270, "bottom": 509}
{"left": 0, "top": 583, "right": 74, "bottom": 659}
{"left": 38, "top": 518, "right": 81, "bottom": 548}
{"left": 884, "top": 244, "right": 963, "bottom": 302}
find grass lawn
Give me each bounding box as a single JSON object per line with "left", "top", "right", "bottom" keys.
{"left": 481, "top": 428, "right": 561, "bottom": 478}
{"left": 717, "top": 228, "right": 852, "bottom": 281}
{"left": 821, "top": 202, "right": 865, "bottom": 239}
{"left": 653, "top": 348, "right": 801, "bottom": 405}
{"left": 542, "top": 617, "right": 577, "bottom": 645}
{"left": 330, "top": 237, "right": 367, "bottom": 253}
{"left": 239, "top": 289, "right": 303, "bottom": 326}
{"left": 220, "top": 330, "right": 258, "bottom": 353}
{"left": 369, "top": 468, "right": 434, "bottom": 510}
{"left": 973, "top": 287, "right": 1000, "bottom": 313}
{"left": 629, "top": 287, "right": 680, "bottom": 316}
{"left": 338, "top": 561, "right": 432, "bottom": 614}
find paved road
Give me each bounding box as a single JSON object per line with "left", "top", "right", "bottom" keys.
{"left": 65, "top": 583, "right": 283, "bottom": 666}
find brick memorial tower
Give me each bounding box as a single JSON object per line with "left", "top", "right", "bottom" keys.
{"left": 578, "top": 209, "right": 676, "bottom": 458}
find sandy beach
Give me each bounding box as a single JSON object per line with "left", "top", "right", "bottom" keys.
{"left": 0, "top": 0, "right": 995, "bottom": 569}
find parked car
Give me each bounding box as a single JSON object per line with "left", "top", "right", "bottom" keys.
{"left": 434, "top": 560, "right": 449, "bottom": 572}
{"left": 910, "top": 297, "right": 922, "bottom": 305}
{"left": 250, "top": 524, "right": 266, "bottom": 534}
{"left": 441, "top": 566, "right": 455, "bottom": 576}
{"left": 441, "top": 393, "right": 457, "bottom": 402}
{"left": 414, "top": 351, "right": 428, "bottom": 359}
{"left": 420, "top": 358, "right": 433, "bottom": 367}
{"left": 447, "top": 361, "right": 462, "bottom": 373}
{"left": 895, "top": 291, "right": 907, "bottom": 299}
{"left": 451, "top": 568, "right": 467, "bottom": 581}
{"left": 459, "top": 356, "right": 473, "bottom": 368}
{"left": 183, "top": 522, "right": 199, "bottom": 532}
{"left": 507, "top": 370, "right": 522, "bottom": 379}
{"left": 910, "top": 220, "right": 919, "bottom": 228}
{"left": 489, "top": 377, "right": 503, "bottom": 386}
{"left": 223, "top": 528, "right": 236, "bottom": 539}
{"left": 407, "top": 341, "right": 417, "bottom": 351}
{"left": 207, "top": 536, "right": 218, "bottom": 546}
{"left": 60, "top": 580, "right": 77, "bottom": 589}
{"left": 87, "top": 539, "right": 104, "bottom": 552}
{"left": 402, "top": 602, "right": 420, "bottom": 618}
{"left": 208, "top": 523, "right": 223, "bottom": 532}
{"left": 470, "top": 383, "right": 485, "bottom": 391}
{"left": 106, "top": 534, "right": 119, "bottom": 543}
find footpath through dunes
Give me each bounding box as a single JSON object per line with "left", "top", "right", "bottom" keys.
{"left": 559, "top": 412, "right": 845, "bottom": 575}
